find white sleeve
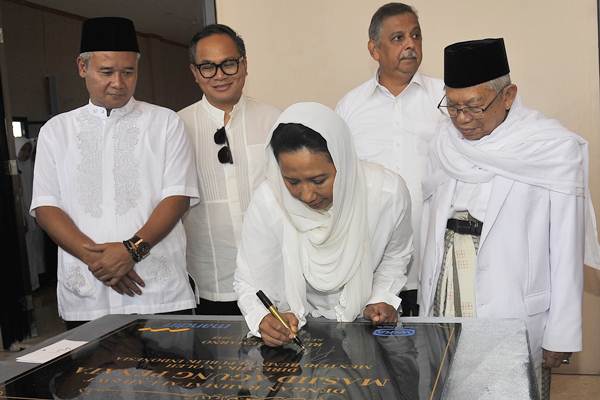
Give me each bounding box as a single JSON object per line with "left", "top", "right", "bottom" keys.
{"left": 335, "top": 95, "right": 349, "bottom": 121}
{"left": 161, "top": 112, "right": 200, "bottom": 205}
{"left": 234, "top": 186, "right": 283, "bottom": 336}
{"left": 30, "top": 123, "right": 61, "bottom": 217}
{"left": 367, "top": 175, "right": 413, "bottom": 310}
{"left": 543, "top": 187, "right": 583, "bottom": 352}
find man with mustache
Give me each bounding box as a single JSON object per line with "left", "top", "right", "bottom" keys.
{"left": 30, "top": 17, "right": 199, "bottom": 328}
{"left": 178, "top": 24, "right": 280, "bottom": 315}
{"left": 336, "top": 3, "right": 444, "bottom": 315}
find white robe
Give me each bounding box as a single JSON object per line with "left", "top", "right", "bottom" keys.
{"left": 420, "top": 97, "right": 588, "bottom": 362}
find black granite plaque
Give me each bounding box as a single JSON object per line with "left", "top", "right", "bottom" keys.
{"left": 0, "top": 319, "right": 460, "bottom": 399}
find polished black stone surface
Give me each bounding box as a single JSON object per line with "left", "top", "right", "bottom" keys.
{"left": 0, "top": 319, "right": 460, "bottom": 399}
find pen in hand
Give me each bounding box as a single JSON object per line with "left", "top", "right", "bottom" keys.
{"left": 256, "top": 290, "right": 305, "bottom": 351}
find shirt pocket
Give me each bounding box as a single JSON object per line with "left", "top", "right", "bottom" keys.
{"left": 59, "top": 253, "right": 97, "bottom": 298}
{"left": 135, "top": 225, "right": 185, "bottom": 294}
{"left": 524, "top": 291, "right": 550, "bottom": 316}
{"left": 135, "top": 253, "right": 175, "bottom": 288}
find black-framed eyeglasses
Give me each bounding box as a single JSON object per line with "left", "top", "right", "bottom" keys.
{"left": 437, "top": 84, "right": 510, "bottom": 119}
{"left": 195, "top": 57, "right": 244, "bottom": 79}
{"left": 214, "top": 127, "right": 233, "bottom": 164}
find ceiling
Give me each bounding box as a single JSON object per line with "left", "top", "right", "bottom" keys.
{"left": 25, "top": 0, "right": 213, "bottom": 45}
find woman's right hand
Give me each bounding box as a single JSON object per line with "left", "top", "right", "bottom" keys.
{"left": 258, "top": 312, "right": 299, "bottom": 347}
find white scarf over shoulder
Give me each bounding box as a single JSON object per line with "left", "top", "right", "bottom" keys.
{"left": 264, "top": 102, "right": 379, "bottom": 322}
{"left": 425, "top": 97, "right": 600, "bottom": 269}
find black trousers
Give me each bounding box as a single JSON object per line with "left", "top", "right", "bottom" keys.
{"left": 188, "top": 277, "right": 241, "bottom": 316}
{"left": 399, "top": 289, "right": 420, "bottom": 316}
{"left": 195, "top": 298, "right": 241, "bottom": 316}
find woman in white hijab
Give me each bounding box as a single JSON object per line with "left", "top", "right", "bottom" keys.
{"left": 234, "top": 102, "right": 413, "bottom": 347}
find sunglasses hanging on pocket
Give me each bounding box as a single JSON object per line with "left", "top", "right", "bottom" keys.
{"left": 214, "top": 126, "right": 233, "bottom": 164}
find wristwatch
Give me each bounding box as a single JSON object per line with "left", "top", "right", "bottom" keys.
{"left": 132, "top": 235, "right": 151, "bottom": 259}
{"left": 123, "top": 235, "right": 151, "bottom": 262}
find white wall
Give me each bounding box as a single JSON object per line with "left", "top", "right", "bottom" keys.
{"left": 217, "top": 0, "right": 600, "bottom": 374}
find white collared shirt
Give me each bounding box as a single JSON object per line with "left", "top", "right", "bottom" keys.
{"left": 336, "top": 72, "right": 445, "bottom": 290}
{"left": 178, "top": 95, "right": 280, "bottom": 302}
{"left": 31, "top": 98, "right": 200, "bottom": 320}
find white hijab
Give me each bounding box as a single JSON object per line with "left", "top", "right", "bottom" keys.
{"left": 425, "top": 96, "right": 600, "bottom": 269}
{"left": 264, "top": 102, "right": 376, "bottom": 322}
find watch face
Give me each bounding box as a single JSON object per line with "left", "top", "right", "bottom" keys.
{"left": 137, "top": 242, "right": 151, "bottom": 258}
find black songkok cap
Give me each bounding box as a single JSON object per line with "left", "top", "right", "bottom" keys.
{"left": 80, "top": 17, "right": 139, "bottom": 53}
{"left": 444, "top": 38, "right": 510, "bottom": 88}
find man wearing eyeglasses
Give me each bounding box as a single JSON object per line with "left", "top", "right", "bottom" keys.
{"left": 420, "top": 38, "right": 596, "bottom": 388}
{"left": 178, "top": 24, "right": 280, "bottom": 316}
{"left": 335, "top": 3, "right": 444, "bottom": 317}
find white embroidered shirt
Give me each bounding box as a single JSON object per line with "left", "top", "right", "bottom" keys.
{"left": 31, "top": 98, "right": 199, "bottom": 320}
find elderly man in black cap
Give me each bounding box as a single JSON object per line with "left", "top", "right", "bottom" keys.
{"left": 31, "top": 17, "right": 199, "bottom": 329}
{"left": 419, "top": 38, "right": 599, "bottom": 384}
